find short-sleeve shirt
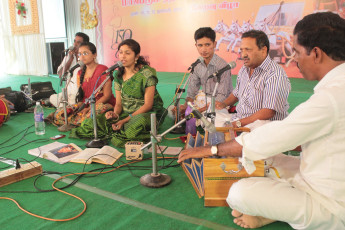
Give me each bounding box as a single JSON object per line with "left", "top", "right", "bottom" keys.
{"left": 232, "top": 55, "right": 291, "bottom": 121}
{"left": 113, "top": 65, "right": 164, "bottom": 115}
{"left": 187, "top": 54, "right": 233, "bottom": 102}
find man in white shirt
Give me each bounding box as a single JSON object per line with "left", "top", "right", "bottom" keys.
{"left": 49, "top": 32, "right": 89, "bottom": 108}
{"left": 178, "top": 12, "right": 345, "bottom": 229}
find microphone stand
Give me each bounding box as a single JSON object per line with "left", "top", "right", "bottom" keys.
{"left": 140, "top": 114, "right": 171, "bottom": 188}
{"left": 140, "top": 113, "right": 190, "bottom": 188}
{"left": 171, "top": 66, "right": 196, "bottom": 134}
{"left": 170, "top": 87, "right": 185, "bottom": 134}
{"left": 85, "top": 74, "right": 112, "bottom": 148}
{"left": 58, "top": 71, "right": 74, "bottom": 132}
{"left": 141, "top": 116, "right": 188, "bottom": 155}
{"left": 141, "top": 110, "right": 214, "bottom": 188}
{"left": 85, "top": 93, "right": 106, "bottom": 148}
{"left": 208, "top": 81, "right": 219, "bottom": 125}
{"left": 23, "top": 78, "right": 35, "bottom": 112}
{"left": 205, "top": 74, "right": 222, "bottom": 125}
{"left": 139, "top": 108, "right": 215, "bottom": 183}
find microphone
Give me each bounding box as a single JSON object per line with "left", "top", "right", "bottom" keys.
{"left": 188, "top": 57, "right": 203, "bottom": 71}
{"left": 69, "top": 61, "right": 84, "bottom": 74}
{"left": 60, "top": 61, "right": 84, "bottom": 87}
{"left": 101, "top": 61, "right": 123, "bottom": 75}
{"left": 187, "top": 102, "right": 217, "bottom": 133}
{"left": 77, "top": 102, "right": 87, "bottom": 113}
{"left": 63, "top": 46, "right": 74, "bottom": 52}
{"left": 208, "top": 61, "right": 236, "bottom": 79}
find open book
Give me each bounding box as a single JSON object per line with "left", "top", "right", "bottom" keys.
{"left": 28, "top": 142, "right": 123, "bottom": 165}
{"left": 70, "top": 145, "right": 123, "bottom": 165}
{"left": 28, "top": 142, "right": 83, "bottom": 164}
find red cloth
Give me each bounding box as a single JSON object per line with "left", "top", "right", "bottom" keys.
{"left": 0, "top": 99, "right": 9, "bottom": 126}
{"left": 78, "top": 64, "right": 116, "bottom": 106}
{"left": 228, "top": 105, "right": 237, "bottom": 113}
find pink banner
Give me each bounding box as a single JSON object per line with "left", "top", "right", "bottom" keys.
{"left": 97, "top": 0, "right": 344, "bottom": 78}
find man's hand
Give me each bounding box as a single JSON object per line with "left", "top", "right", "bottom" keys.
{"left": 177, "top": 145, "right": 212, "bottom": 163}
{"left": 172, "top": 104, "right": 187, "bottom": 118}
{"left": 215, "top": 101, "right": 226, "bottom": 110}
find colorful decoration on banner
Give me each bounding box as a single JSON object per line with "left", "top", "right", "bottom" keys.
{"left": 15, "top": 0, "right": 27, "bottom": 18}
{"left": 214, "top": 1, "right": 294, "bottom": 66}
{"left": 81, "top": 0, "right": 98, "bottom": 29}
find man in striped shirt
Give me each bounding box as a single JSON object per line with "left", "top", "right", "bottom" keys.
{"left": 216, "top": 30, "right": 291, "bottom": 128}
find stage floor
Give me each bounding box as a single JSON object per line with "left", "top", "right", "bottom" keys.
{"left": 0, "top": 72, "right": 315, "bottom": 229}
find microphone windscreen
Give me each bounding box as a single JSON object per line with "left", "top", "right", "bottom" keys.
{"left": 205, "top": 123, "right": 217, "bottom": 133}
{"left": 229, "top": 61, "right": 236, "bottom": 69}
{"left": 78, "top": 60, "right": 85, "bottom": 68}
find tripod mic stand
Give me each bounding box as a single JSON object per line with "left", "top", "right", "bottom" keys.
{"left": 171, "top": 67, "right": 196, "bottom": 134}
{"left": 170, "top": 87, "right": 185, "bottom": 134}
{"left": 85, "top": 74, "right": 112, "bottom": 148}
{"left": 206, "top": 81, "right": 219, "bottom": 125}
{"left": 140, "top": 110, "right": 212, "bottom": 188}
{"left": 205, "top": 73, "right": 223, "bottom": 125}
{"left": 22, "top": 78, "right": 35, "bottom": 112}
{"left": 140, "top": 113, "right": 171, "bottom": 188}
{"left": 140, "top": 113, "right": 203, "bottom": 188}
{"left": 85, "top": 94, "right": 106, "bottom": 148}
{"left": 58, "top": 71, "right": 74, "bottom": 132}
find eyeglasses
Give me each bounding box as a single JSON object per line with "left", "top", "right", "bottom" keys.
{"left": 78, "top": 52, "right": 90, "bottom": 57}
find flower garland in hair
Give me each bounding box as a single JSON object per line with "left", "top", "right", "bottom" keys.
{"left": 15, "top": 0, "right": 27, "bottom": 18}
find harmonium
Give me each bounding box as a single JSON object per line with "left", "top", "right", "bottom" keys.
{"left": 181, "top": 127, "right": 265, "bottom": 207}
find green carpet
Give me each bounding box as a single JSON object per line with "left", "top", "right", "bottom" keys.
{"left": 0, "top": 72, "right": 316, "bottom": 230}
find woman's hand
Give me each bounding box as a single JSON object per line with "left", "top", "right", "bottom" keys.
{"left": 80, "top": 107, "right": 91, "bottom": 118}
{"left": 105, "top": 111, "right": 118, "bottom": 120}
{"left": 112, "top": 119, "right": 126, "bottom": 131}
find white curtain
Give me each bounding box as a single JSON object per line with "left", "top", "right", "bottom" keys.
{"left": 0, "top": 0, "right": 48, "bottom": 76}
{"left": 64, "top": 0, "right": 98, "bottom": 62}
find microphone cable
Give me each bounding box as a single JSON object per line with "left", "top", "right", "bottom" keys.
{"left": 0, "top": 145, "right": 179, "bottom": 221}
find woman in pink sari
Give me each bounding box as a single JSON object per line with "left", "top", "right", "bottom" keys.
{"left": 51, "top": 42, "right": 115, "bottom": 126}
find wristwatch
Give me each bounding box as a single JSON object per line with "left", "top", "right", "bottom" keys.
{"left": 236, "top": 120, "right": 242, "bottom": 128}
{"left": 211, "top": 145, "right": 218, "bottom": 156}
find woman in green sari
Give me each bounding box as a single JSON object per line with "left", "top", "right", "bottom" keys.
{"left": 70, "top": 39, "right": 166, "bottom": 147}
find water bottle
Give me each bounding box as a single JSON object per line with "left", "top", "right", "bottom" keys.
{"left": 223, "top": 117, "right": 232, "bottom": 127}
{"left": 34, "top": 101, "right": 45, "bottom": 135}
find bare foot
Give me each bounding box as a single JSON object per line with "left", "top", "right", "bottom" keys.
{"left": 231, "top": 209, "right": 243, "bottom": 218}
{"left": 231, "top": 209, "right": 275, "bottom": 229}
